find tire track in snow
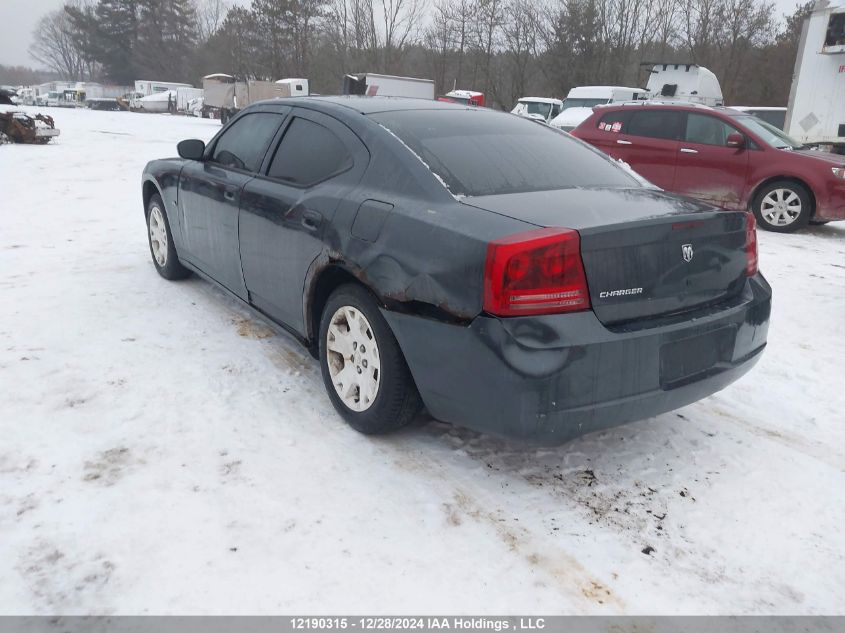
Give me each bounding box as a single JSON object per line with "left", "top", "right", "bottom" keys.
{"left": 710, "top": 406, "right": 845, "bottom": 472}
{"left": 222, "top": 306, "right": 628, "bottom": 612}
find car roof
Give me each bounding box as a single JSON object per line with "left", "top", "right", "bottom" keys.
{"left": 730, "top": 106, "right": 786, "bottom": 112}
{"left": 518, "top": 97, "right": 562, "bottom": 104}
{"left": 597, "top": 101, "right": 754, "bottom": 116}
{"left": 253, "top": 95, "right": 471, "bottom": 115}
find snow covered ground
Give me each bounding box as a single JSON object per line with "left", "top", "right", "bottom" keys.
{"left": 1, "top": 106, "right": 844, "bottom": 615}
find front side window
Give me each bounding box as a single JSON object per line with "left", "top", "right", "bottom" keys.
{"left": 733, "top": 115, "right": 803, "bottom": 150}
{"left": 211, "top": 112, "right": 283, "bottom": 172}
{"left": 685, "top": 113, "right": 740, "bottom": 146}
{"left": 267, "top": 117, "right": 353, "bottom": 186}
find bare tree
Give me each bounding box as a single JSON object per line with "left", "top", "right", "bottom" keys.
{"left": 29, "top": 8, "right": 91, "bottom": 81}
{"left": 380, "top": 0, "right": 426, "bottom": 72}
{"left": 500, "top": 0, "right": 541, "bottom": 105}
{"left": 196, "top": 0, "right": 230, "bottom": 41}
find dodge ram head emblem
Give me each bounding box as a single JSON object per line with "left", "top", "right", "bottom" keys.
{"left": 682, "top": 243, "right": 694, "bottom": 262}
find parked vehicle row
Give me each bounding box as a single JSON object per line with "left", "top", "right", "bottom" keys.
{"left": 570, "top": 101, "right": 845, "bottom": 232}
{"left": 143, "top": 96, "right": 771, "bottom": 444}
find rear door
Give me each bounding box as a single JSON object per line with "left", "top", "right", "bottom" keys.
{"left": 616, "top": 109, "right": 684, "bottom": 189}
{"left": 673, "top": 112, "right": 750, "bottom": 209}
{"left": 178, "top": 110, "right": 285, "bottom": 297}
{"left": 238, "top": 109, "right": 369, "bottom": 334}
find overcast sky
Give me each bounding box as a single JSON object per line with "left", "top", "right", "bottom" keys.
{"left": 0, "top": 0, "right": 801, "bottom": 70}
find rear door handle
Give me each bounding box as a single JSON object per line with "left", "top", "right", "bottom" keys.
{"left": 223, "top": 190, "right": 236, "bottom": 201}
{"left": 680, "top": 148, "right": 699, "bottom": 154}
{"left": 616, "top": 139, "right": 633, "bottom": 145}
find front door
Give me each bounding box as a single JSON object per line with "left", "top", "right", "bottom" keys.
{"left": 672, "top": 112, "right": 750, "bottom": 208}
{"left": 178, "top": 111, "right": 285, "bottom": 297}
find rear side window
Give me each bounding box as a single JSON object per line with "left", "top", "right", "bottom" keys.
{"left": 627, "top": 110, "right": 683, "bottom": 140}
{"left": 267, "top": 117, "right": 353, "bottom": 186}
{"left": 685, "top": 113, "right": 739, "bottom": 146}
{"left": 371, "top": 110, "right": 639, "bottom": 197}
{"left": 597, "top": 110, "right": 633, "bottom": 132}
{"left": 211, "top": 112, "right": 283, "bottom": 171}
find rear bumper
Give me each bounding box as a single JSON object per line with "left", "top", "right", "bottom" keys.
{"left": 383, "top": 275, "right": 771, "bottom": 444}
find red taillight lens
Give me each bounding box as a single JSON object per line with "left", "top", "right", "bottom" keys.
{"left": 484, "top": 228, "right": 591, "bottom": 317}
{"left": 745, "top": 213, "right": 758, "bottom": 276}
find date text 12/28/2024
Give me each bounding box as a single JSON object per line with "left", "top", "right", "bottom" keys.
{"left": 290, "top": 618, "right": 547, "bottom": 631}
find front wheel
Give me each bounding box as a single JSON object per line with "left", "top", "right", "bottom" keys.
{"left": 319, "top": 284, "right": 422, "bottom": 434}
{"left": 146, "top": 194, "right": 190, "bottom": 280}
{"left": 752, "top": 180, "right": 812, "bottom": 233}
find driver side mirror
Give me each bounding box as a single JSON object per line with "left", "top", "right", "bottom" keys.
{"left": 726, "top": 133, "right": 745, "bottom": 149}
{"left": 177, "top": 139, "right": 205, "bottom": 160}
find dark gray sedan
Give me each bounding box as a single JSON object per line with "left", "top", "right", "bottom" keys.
{"left": 142, "top": 96, "right": 771, "bottom": 443}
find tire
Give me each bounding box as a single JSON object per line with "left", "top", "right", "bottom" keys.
{"left": 752, "top": 180, "right": 812, "bottom": 233}
{"left": 319, "top": 284, "right": 422, "bottom": 435}
{"left": 146, "top": 193, "right": 190, "bottom": 280}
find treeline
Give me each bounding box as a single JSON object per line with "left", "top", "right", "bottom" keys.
{"left": 27, "top": 0, "right": 814, "bottom": 108}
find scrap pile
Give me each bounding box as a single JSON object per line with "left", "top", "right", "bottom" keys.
{"left": 0, "top": 111, "right": 60, "bottom": 144}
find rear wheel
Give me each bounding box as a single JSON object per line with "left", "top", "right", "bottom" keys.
{"left": 146, "top": 194, "right": 190, "bottom": 280}
{"left": 752, "top": 180, "right": 811, "bottom": 233}
{"left": 319, "top": 284, "right": 422, "bottom": 434}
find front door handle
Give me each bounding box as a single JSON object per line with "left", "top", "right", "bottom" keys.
{"left": 680, "top": 148, "right": 699, "bottom": 154}
{"left": 616, "top": 139, "right": 633, "bottom": 145}
{"left": 223, "top": 190, "right": 236, "bottom": 201}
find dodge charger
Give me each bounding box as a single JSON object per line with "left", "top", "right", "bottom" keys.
{"left": 142, "top": 96, "right": 771, "bottom": 443}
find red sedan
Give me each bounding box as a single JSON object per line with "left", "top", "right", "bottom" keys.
{"left": 571, "top": 102, "right": 845, "bottom": 232}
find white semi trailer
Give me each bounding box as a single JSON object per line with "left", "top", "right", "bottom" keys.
{"left": 785, "top": 0, "right": 845, "bottom": 154}
{"left": 342, "top": 73, "right": 435, "bottom": 99}
{"left": 203, "top": 75, "right": 309, "bottom": 123}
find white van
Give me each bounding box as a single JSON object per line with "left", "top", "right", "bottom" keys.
{"left": 511, "top": 97, "right": 564, "bottom": 124}
{"left": 550, "top": 86, "right": 647, "bottom": 131}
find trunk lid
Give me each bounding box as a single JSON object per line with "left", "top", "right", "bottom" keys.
{"left": 462, "top": 187, "right": 749, "bottom": 325}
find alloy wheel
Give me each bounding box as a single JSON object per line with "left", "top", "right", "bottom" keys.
{"left": 760, "top": 188, "right": 802, "bottom": 227}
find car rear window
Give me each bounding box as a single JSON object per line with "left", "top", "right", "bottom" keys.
{"left": 371, "top": 110, "right": 639, "bottom": 197}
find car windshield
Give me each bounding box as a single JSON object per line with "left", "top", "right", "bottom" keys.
{"left": 518, "top": 101, "right": 552, "bottom": 118}
{"left": 562, "top": 98, "right": 609, "bottom": 110}
{"left": 371, "top": 109, "right": 640, "bottom": 197}
{"left": 735, "top": 115, "right": 803, "bottom": 150}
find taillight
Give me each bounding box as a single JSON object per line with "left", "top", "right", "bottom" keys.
{"left": 745, "top": 214, "right": 758, "bottom": 276}
{"left": 484, "top": 228, "right": 591, "bottom": 317}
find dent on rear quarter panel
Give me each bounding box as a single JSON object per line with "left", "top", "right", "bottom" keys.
{"left": 302, "top": 114, "right": 536, "bottom": 325}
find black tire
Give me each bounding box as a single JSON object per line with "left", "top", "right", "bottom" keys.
{"left": 145, "top": 193, "right": 190, "bottom": 280}
{"left": 220, "top": 108, "right": 229, "bottom": 125}
{"left": 752, "top": 180, "right": 812, "bottom": 233}
{"left": 319, "top": 284, "right": 422, "bottom": 435}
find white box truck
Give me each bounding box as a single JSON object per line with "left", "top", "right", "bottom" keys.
{"left": 342, "top": 73, "right": 435, "bottom": 99}
{"left": 785, "top": 0, "right": 845, "bottom": 153}
{"left": 550, "top": 86, "right": 648, "bottom": 131}
{"left": 203, "top": 75, "right": 309, "bottom": 123}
